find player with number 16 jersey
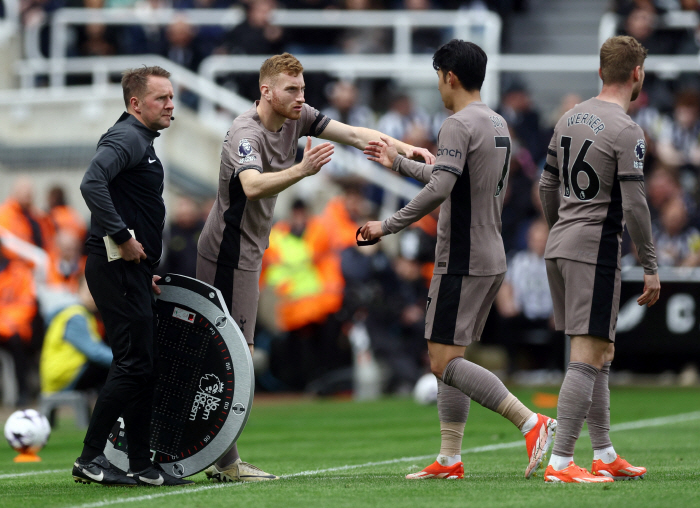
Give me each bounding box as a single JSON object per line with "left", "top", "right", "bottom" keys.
{"left": 542, "top": 99, "right": 654, "bottom": 274}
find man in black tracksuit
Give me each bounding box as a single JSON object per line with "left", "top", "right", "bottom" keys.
{"left": 72, "top": 66, "right": 191, "bottom": 487}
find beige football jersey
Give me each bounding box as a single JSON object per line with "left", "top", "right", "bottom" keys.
{"left": 433, "top": 102, "right": 510, "bottom": 275}
{"left": 543, "top": 98, "right": 647, "bottom": 269}
{"left": 384, "top": 101, "right": 510, "bottom": 276}
{"left": 198, "top": 102, "right": 330, "bottom": 270}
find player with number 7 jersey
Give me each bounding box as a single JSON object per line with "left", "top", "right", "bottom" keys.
{"left": 361, "top": 40, "right": 557, "bottom": 481}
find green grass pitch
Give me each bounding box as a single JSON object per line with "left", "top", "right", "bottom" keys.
{"left": 1, "top": 387, "right": 699, "bottom": 508}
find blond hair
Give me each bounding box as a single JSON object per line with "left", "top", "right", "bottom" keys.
{"left": 121, "top": 66, "right": 171, "bottom": 108}
{"left": 259, "top": 53, "right": 304, "bottom": 87}
{"left": 599, "top": 36, "right": 648, "bottom": 85}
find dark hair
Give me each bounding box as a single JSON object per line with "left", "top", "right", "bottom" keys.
{"left": 121, "top": 66, "right": 171, "bottom": 109}
{"left": 432, "top": 39, "right": 487, "bottom": 92}
{"left": 47, "top": 186, "right": 66, "bottom": 208}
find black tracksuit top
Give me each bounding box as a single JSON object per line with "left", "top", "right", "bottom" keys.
{"left": 81, "top": 112, "right": 166, "bottom": 268}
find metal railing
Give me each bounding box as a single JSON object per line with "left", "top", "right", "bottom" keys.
{"left": 598, "top": 10, "right": 700, "bottom": 49}
{"left": 36, "top": 7, "right": 500, "bottom": 88}
{"left": 0, "top": 0, "right": 19, "bottom": 44}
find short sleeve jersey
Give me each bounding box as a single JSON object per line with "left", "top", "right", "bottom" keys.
{"left": 198, "top": 102, "right": 330, "bottom": 270}
{"left": 433, "top": 102, "right": 510, "bottom": 276}
{"left": 543, "top": 98, "right": 646, "bottom": 268}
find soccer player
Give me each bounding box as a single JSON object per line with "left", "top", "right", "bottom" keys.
{"left": 539, "top": 35, "right": 660, "bottom": 483}
{"left": 197, "top": 52, "right": 434, "bottom": 482}
{"left": 360, "top": 39, "right": 556, "bottom": 480}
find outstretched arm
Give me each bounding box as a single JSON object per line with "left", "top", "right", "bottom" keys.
{"left": 359, "top": 169, "right": 457, "bottom": 241}
{"left": 319, "top": 119, "right": 435, "bottom": 164}
{"left": 239, "top": 138, "right": 334, "bottom": 200}
{"left": 364, "top": 137, "right": 433, "bottom": 184}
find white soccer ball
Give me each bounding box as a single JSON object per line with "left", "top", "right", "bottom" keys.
{"left": 413, "top": 373, "right": 438, "bottom": 405}
{"left": 4, "top": 409, "right": 51, "bottom": 454}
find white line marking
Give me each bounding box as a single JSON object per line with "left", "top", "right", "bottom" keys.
{"left": 0, "top": 468, "right": 66, "bottom": 480}
{"left": 9, "top": 409, "right": 698, "bottom": 508}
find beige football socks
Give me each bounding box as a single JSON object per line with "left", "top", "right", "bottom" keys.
{"left": 496, "top": 393, "right": 536, "bottom": 431}
{"left": 436, "top": 379, "right": 469, "bottom": 459}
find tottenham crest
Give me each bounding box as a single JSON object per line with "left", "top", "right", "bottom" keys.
{"left": 635, "top": 139, "right": 646, "bottom": 161}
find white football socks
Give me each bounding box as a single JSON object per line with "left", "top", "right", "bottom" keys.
{"left": 520, "top": 413, "right": 538, "bottom": 436}
{"left": 436, "top": 454, "right": 462, "bottom": 467}
{"left": 593, "top": 446, "right": 617, "bottom": 463}
{"left": 548, "top": 454, "right": 574, "bottom": 471}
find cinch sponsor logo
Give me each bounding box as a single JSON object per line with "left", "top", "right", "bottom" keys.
{"left": 437, "top": 146, "right": 462, "bottom": 159}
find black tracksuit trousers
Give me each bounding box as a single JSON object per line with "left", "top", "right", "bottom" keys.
{"left": 83, "top": 253, "right": 157, "bottom": 471}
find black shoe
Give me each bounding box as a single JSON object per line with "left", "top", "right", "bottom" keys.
{"left": 72, "top": 455, "right": 137, "bottom": 486}
{"left": 128, "top": 462, "right": 194, "bottom": 486}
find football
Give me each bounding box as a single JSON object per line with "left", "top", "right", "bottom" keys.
{"left": 413, "top": 373, "right": 438, "bottom": 405}
{"left": 4, "top": 409, "right": 51, "bottom": 454}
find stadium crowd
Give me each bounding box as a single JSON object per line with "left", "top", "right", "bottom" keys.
{"left": 1, "top": 0, "right": 700, "bottom": 404}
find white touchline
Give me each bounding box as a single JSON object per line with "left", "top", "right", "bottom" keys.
{"left": 13, "top": 409, "right": 698, "bottom": 508}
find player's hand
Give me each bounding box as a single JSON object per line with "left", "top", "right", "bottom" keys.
{"left": 405, "top": 145, "right": 436, "bottom": 164}
{"left": 364, "top": 136, "right": 399, "bottom": 169}
{"left": 152, "top": 275, "right": 162, "bottom": 295}
{"left": 298, "top": 137, "right": 334, "bottom": 177}
{"left": 637, "top": 273, "right": 660, "bottom": 307}
{"left": 359, "top": 221, "right": 385, "bottom": 242}
{"left": 118, "top": 237, "right": 147, "bottom": 264}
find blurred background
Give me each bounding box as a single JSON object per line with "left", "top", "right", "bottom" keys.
{"left": 0, "top": 0, "right": 699, "bottom": 414}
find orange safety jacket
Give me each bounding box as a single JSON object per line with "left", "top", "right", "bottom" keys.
{"left": 0, "top": 258, "right": 37, "bottom": 341}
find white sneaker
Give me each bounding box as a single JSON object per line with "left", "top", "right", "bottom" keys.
{"left": 204, "top": 458, "right": 278, "bottom": 482}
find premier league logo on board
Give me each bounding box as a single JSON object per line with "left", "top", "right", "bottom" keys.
{"left": 635, "top": 139, "right": 646, "bottom": 161}
{"left": 238, "top": 138, "right": 253, "bottom": 157}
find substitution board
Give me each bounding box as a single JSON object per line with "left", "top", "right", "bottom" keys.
{"left": 104, "top": 274, "right": 254, "bottom": 478}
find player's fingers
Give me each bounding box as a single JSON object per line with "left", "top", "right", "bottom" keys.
{"left": 380, "top": 135, "right": 391, "bottom": 145}
{"left": 305, "top": 136, "right": 311, "bottom": 151}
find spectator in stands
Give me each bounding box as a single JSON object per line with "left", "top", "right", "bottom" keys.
{"left": 337, "top": 0, "right": 389, "bottom": 55}
{"left": 159, "top": 195, "right": 205, "bottom": 278}
{"left": 222, "top": 0, "right": 284, "bottom": 56}
{"left": 363, "top": 228, "right": 430, "bottom": 394}
{"left": 40, "top": 276, "right": 112, "bottom": 406}
{"left": 322, "top": 81, "right": 378, "bottom": 177}
{"left": 163, "top": 16, "right": 201, "bottom": 71}
{"left": 647, "top": 165, "right": 685, "bottom": 220}
{"left": 376, "top": 93, "right": 431, "bottom": 144}
{"left": 261, "top": 199, "right": 345, "bottom": 389}
{"left": 0, "top": 238, "right": 37, "bottom": 406}
{"left": 46, "top": 230, "right": 85, "bottom": 293}
{"left": 219, "top": 0, "right": 285, "bottom": 100}
{"left": 323, "top": 80, "right": 375, "bottom": 128}
{"left": 402, "top": 0, "right": 445, "bottom": 53}
{"left": 318, "top": 180, "right": 375, "bottom": 251}
{"left": 498, "top": 81, "right": 546, "bottom": 162}
{"left": 0, "top": 177, "right": 54, "bottom": 256}
{"left": 653, "top": 196, "right": 700, "bottom": 267}
{"left": 656, "top": 90, "right": 700, "bottom": 173}
{"left": 495, "top": 219, "right": 562, "bottom": 372}
{"left": 500, "top": 130, "right": 538, "bottom": 253}
{"left": 47, "top": 185, "right": 87, "bottom": 243}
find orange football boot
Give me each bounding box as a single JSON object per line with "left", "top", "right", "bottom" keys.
{"left": 544, "top": 461, "right": 614, "bottom": 483}
{"left": 592, "top": 455, "right": 646, "bottom": 480}
{"left": 524, "top": 414, "right": 557, "bottom": 478}
{"left": 405, "top": 461, "right": 464, "bottom": 479}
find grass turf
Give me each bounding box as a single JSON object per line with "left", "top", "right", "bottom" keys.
{"left": 1, "top": 387, "right": 698, "bottom": 508}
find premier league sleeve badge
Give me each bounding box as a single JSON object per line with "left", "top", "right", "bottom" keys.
{"left": 103, "top": 275, "right": 254, "bottom": 478}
